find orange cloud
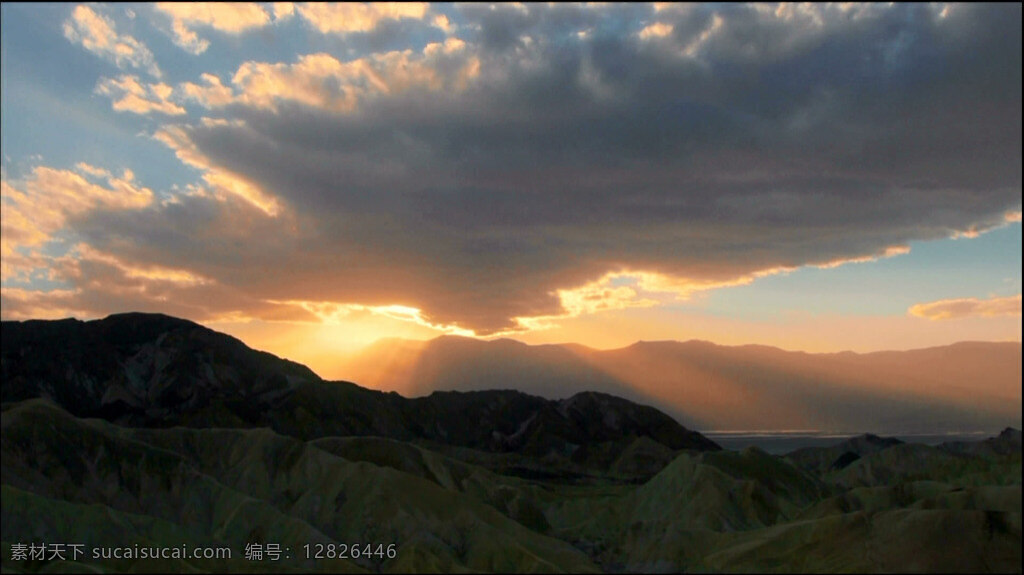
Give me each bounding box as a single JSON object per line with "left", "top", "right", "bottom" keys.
{"left": 638, "top": 22, "right": 673, "bottom": 40}
{"left": 751, "top": 2, "right": 827, "bottom": 26}
{"left": 0, "top": 287, "right": 88, "bottom": 320}
{"left": 432, "top": 13, "right": 454, "bottom": 34}
{"left": 0, "top": 247, "right": 318, "bottom": 326}
{"left": 295, "top": 2, "right": 429, "bottom": 34}
{"left": 909, "top": 294, "right": 1022, "bottom": 320}
{"left": 152, "top": 124, "right": 281, "bottom": 215}
{"left": 224, "top": 46, "right": 479, "bottom": 113}
{"left": 72, "top": 244, "right": 209, "bottom": 287}
{"left": 509, "top": 246, "right": 914, "bottom": 335}
{"left": 177, "top": 44, "right": 480, "bottom": 115}
{"left": 63, "top": 5, "right": 161, "bottom": 77}
{"left": 273, "top": 3, "right": 295, "bottom": 21}
{"left": 168, "top": 40, "right": 483, "bottom": 115}
{"left": 507, "top": 268, "right": 784, "bottom": 334}
{"left": 156, "top": 2, "right": 272, "bottom": 54}
{"left": 178, "top": 73, "right": 235, "bottom": 108}
{"left": 951, "top": 209, "right": 1022, "bottom": 239}
{"left": 95, "top": 75, "right": 185, "bottom": 115}
{"left": 2, "top": 163, "right": 153, "bottom": 240}
{"left": 812, "top": 245, "right": 910, "bottom": 269}
{"left": 270, "top": 299, "right": 477, "bottom": 337}
{"left": 1, "top": 164, "right": 155, "bottom": 282}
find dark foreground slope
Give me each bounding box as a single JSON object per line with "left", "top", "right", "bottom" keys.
{"left": 1, "top": 314, "right": 1020, "bottom": 573}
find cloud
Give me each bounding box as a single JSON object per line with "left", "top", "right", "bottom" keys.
{"left": 272, "top": 3, "right": 295, "bottom": 22}
{"left": 63, "top": 5, "right": 161, "bottom": 77}
{"left": 0, "top": 243, "right": 319, "bottom": 324}
{"left": 175, "top": 40, "right": 480, "bottom": 114}
{"left": 156, "top": 2, "right": 272, "bottom": 55}
{"left": 95, "top": 75, "right": 185, "bottom": 115}
{"left": 294, "top": 2, "right": 430, "bottom": 34}
{"left": 178, "top": 73, "right": 235, "bottom": 108}
{"left": 510, "top": 247, "right": 906, "bottom": 333}
{"left": 72, "top": 243, "right": 208, "bottom": 286}
{"left": 13, "top": 4, "right": 1023, "bottom": 335}
{"left": 270, "top": 300, "right": 476, "bottom": 337}
{"left": 152, "top": 123, "right": 281, "bottom": 215}
{"left": 638, "top": 22, "right": 673, "bottom": 40}
{"left": 0, "top": 162, "right": 314, "bottom": 324}
{"left": 812, "top": 246, "right": 911, "bottom": 269}
{"left": 1, "top": 163, "right": 154, "bottom": 283}
{"left": 1, "top": 163, "right": 153, "bottom": 246}
{"left": 909, "top": 295, "right": 1023, "bottom": 320}
{"left": 433, "top": 13, "right": 454, "bottom": 34}
{"left": 0, "top": 287, "right": 90, "bottom": 320}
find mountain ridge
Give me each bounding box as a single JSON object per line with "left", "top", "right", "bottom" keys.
{"left": 1, "top": 312, "right": 720, "bottom": 483}
{"left": 341, "top": 331, "right": 1021, "bottom": 434}
{"left": 408, "top": 333, "right": 1021, "bottom": 359}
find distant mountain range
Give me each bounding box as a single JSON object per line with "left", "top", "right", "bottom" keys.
{"left": 342, "top": 335, "right": 1022, "bottom": 433}
{"left": 1, "top": 313, "right": 1020, "bottom": 573}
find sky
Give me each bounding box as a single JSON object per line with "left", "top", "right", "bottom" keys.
{"left": 1, "top": 2, "right": 1020, "bottom": 380}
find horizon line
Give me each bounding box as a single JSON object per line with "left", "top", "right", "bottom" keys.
{"left": 2, "top": 311, "right": 1021, "bottom": 357}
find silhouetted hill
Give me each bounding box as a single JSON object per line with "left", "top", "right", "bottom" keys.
{"left": 939, "top": 427, "right": 1024, "bottom": 457}
{"left": 786, "top": 434, "right": 905, "bottom": 474}
{"left": 0, "top": 313, "right": 719, "bottom": 480}
{"left": 2, "top": 313, "right": 319, "bottom": 424}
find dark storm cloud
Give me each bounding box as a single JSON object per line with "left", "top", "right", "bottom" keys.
{"left": 75, "top": 3, "right": 1022, "bottom": 333}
